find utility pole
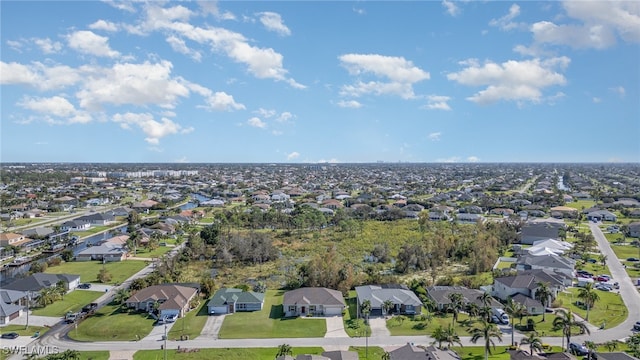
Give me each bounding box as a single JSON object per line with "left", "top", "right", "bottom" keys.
{"left": 365, "top": 314, "right": 369, "bottom": 359}
{"left": 163, "top": 323, "right": 167, "bottom": 360}
{"left": 25, "top": 291, "right": 30, "bottom": 330}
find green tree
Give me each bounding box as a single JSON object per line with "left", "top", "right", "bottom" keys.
{"left": 504, "top": 298, "right": 524, "bottom": 346}
{"left": 114, "top": 288, "right": 131, "bottom": 307}
{"left": 442, "top": 324, "right": 463, "bottom": 349}
{"left": 577, "top": 282, "right": 599, "bottom": 321}
{"left": 61, "top": 249, "right": 74, "bottom": 262}
{"left": 604, "top": 340, "right": 619, "bottom": 352}
{"left": 469, "top": 320, "right": 503, "bottom": 360}
{"left": 447, "top": 292, "right": 464, "bottom": 325}
{"left": 552, "top": 309, "right": 590, "bottom": 352}
{"left": 520, "top": 332, "right": 543, "bottom": 357}
{"left": 431, "top": 325, "right": 446, "bottom": 349}
{"left": 382, "top": 300, "right": 394, "bottom": 316}
{"left": 584, "top": 340, "right": 597, "bottom": 360}
{"left": 97, "top": 268, "right": 112, "bottom": 283}
{"left": 361, "top": 299, "right": 371, "bottom": 325}
{"left": 534, "top": 281, "right": 553, "bottom": 322}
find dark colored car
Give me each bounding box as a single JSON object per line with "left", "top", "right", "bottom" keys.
{"left": 569, "top": 342, "right": 588, "bottom": 356}
{"left": 634, "top": 321, "right": 640, "bottom": 331}
{"left": 78, "top": 283, "right": 92, "bottom": 289}
{"left": 627, "top": 257, "right": 640, "bottom": 262}
{"left": 1, "top": 332, "right": 19, "bottom": 339}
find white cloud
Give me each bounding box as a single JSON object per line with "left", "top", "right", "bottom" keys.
{"left": 33, "top": 38, "right": 63, "bottom": 54}
{"left": 166, "top": 35, "right": 202, "bottom": 62}
{"left": 204, "top": 92, "right": 245, "bottom": 111}
{"left": 339, "top": 54, "right": 429, "bottom": 99}
{"left": 17, "top": 95, "right": 92, "bottom": 124}
{"left": 67, "top": 30, "right": 120, "bottom": 58}
{"left": 175, "top": 156, "right": 189, "bottom": 163}
{"left": 286, "top": 151, "right": 300, "bottom": 160}
{"left": 89, "top": 20, "right": 119, "bottom": 32}
{"left": 76, "top": 61, "right": 190, "bottom": 110}
{"left": 318, "top": 159, "right": 340, "bottom": 163}
{"left": 447, "top": 57, "right": 570, "bottom": 104}
{"left": 337, "top": 100, "right": 363, "bottom": 108}
{"left": 198, "top": 1, "right": 236, "bottom": 20}
{"left": 424, "top": 95, "right": 452, "bottom": 110}
{"left": 428, "top": 132, "right": 441, "bottom": 141}
{"left": 0, "top": 61, "right": 82, "bottom": 91}
{"left": 112, "top": 112, "right": 193, "bottom": 144}
{"left": 277, "top": 112, "right": 294, "bottom": 123}
{"left": 489, "top": 4, "right": 522, "bottom": 31}
{"left": 442, "top": 0, "right": 460, "bottom": 17}
{"left": 592, "top": 97, "right": 602, "bottom": 103}
{"left": 529, "top": 1, "right": 640, "bottom": 50}
{"left": 610, "top": 86, "right": 626, "bottom": 97}
{"left": 102, "top": 0, "right": 136, "bottom": 13}
{"left": 467, "top": 156, "right": 480, "bottom": 162}
{"left": 436, "top": 156, "right": 461, "bottom": 163}
{"left": 272, "top": 130, "right": 283, "bottom": 136}
{"left": 247, "top": 117, "right": 266, "bottom": 128}
{"left": 257, "top": 12, "right": 291, "bottom": 36}
{"left": 255, "top": 108, "right": 277, "bottom": 118}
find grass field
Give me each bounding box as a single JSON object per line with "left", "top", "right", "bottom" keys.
{"left": 131, "top": 245, "right": 173, "bottom": 259}
{"left": 564, "top": 200, "right": 596, "bottom": 210}
{"left": 343, "top": 294, "right": 370, "bottom": 337}
{"left": 350, "top": 346, "right": 387, "bottom": 359}
{"left": 556, "top": 288, "right": 627, "bottom": 330}
{"left": 0, "top": 324, "right": 48, "bottom": 337}
{"left": 610, "top": 244, "right": 640, "bottom": 260}
{"left": 32, "top": 290, "right": 103, "bottom": 317}
{"left": 45, "top": 260, "right": 148, "bottom": 284}
{"left": 133, "top": 347, "right": 325, "bottom": 360}
{"left": 68, "top": 303, "right": 155, "bottom": 341}
{"left": 218, "top": 290, "right": 326, "bottom": 339}
{"left": 167, "top": 299, "right": 209, "bottom": 340}
{"left": 386, "top": 312, "right": 479, "bottom": 336}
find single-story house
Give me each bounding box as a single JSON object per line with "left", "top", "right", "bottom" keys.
{"left": 628, "top": 222, "right": 640, "bottom": 238}
{"left": 3, "top": 273, "right": 80, "bottom": 292}
{"left": 125, "top": 284, "right": 198, "bottom": 318}
{"left": 511, "top": 293, "right": 544, "bottom": 315}
{"left": 207, "top": 288, "right": 265, "bottom": 314}
{"left": 282, "top": 287, "right": 346, "bottom": 317}
{"left": 515, "top": 254, "right": 575, "bottom": 277}
{"left": 0, "top": 232, "right": 32, "bottom": 248}
{"left": 425, "top": 286, "right": 502, "bottom": 311}
{"left": 76, "top": 235, "right": 128, "bottom": 262}
{"left": 586, "top": 210, "right": 617, "bottom": 222}
{"left": 60, "top": 220, "right": 90, "bottom": 231}
{"left": 519, "top": 221, "right": 564, "bottom": 245}
{"left": 355, "top": 284, "right": 422, "bottom": 317}
{"left": 0, "top": 302, "right": 23, "bottom": 325}
{"left": 75, "top": 212, "right": 116, "bottom": 226}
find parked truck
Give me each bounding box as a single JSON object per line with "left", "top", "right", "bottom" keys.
{"left": 492, "top": 308, "right": 509, "bottom": 325}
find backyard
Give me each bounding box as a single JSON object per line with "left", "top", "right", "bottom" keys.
{"left": 217, "top": 290, "right": 326, "bottom": 339}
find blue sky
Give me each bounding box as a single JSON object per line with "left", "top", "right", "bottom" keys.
{"left": 1, "top": 1, "right": 639, "bottom": 163}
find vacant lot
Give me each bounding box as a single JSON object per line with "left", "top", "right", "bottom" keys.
{"left": 32, "top": 290, "right": 103, "bottom": 317}
{"left": 45, "top": 260, "right": 148, "bottom": 284}
{"left": 218, "top": 290, "right": 326, "bottom": 339}
{"left": 68, "top": 304, "right": 155, "bottom": 341}
{"left": 167, "top": 300, "right": 209, "bottom": 340}
{"left": 556, "top": 288, "right": 627, "bottom": 330}
{"left": 133, "top": 347, "right": 325, "bottom": 360}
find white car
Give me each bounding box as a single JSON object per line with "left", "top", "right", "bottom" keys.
{"left": 164, "top": 314, "right": 178, "bottom": 323}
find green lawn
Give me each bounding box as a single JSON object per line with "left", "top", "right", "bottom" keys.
{"left": 565, "top": 200, "right": 596, "bottom": 210}
{"left": 343, "top": 295, "right": 370, "bottom": 337}
{"left": 77, "top": 351, "right": 110, "bottom": 360}
{"left": 452, "top": 346, "right": 565, "bottom": 360}
{"left": 167, "top": 299, "right": 209, "bottom": 340}
{"left": 131, "top": 245, "right": 172, "bottom": 259}
{"left": 556, "top": 288, "right": 627, "bottom": 330}
{"left": 386, "top": 312, "right": 478, "bottom": 336}
{"left": 610, "top": 244, "right": 640, "bottom": 260}
{"left": 0, "top": 324, "right": 48, "bottom": 337}
{"left": 68, "top": 304, "right": 155, "bottom": 341}
{"left": 32, "top": 290, "right": 103, "bottom": 317}
{"left": 45, "top": 260, "right": 148, "bottom": 284}
{"left": 133, "top": 347, "right": 325, "bottom": 360}
{"left": 350, "top": 346, "right": 387, "bottom": 360}
{"left": 218, "top": 290, "right": 326, "bottom": 339}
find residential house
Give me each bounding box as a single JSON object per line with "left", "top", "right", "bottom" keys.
{"left": 320, "top": 351, "right": 359, "bottom": 360}
{"left": 0, "top": 232, "right": 32, "bottom": 248}
{"left": 389, "top": 343, "right": 460, "bottom": 360}
{"left": 3, "top": 273, "right": 80, "bottom": 293}
{"left": 455, "top": 213, "right": 485, "bottom": 224}
{"left": 75, "top": 212, "right": 116, "bottom": 226}
{"left": 628, "top": 222, "right": 640, "bottom": 238}
{"left": 207, "top": 288, "right": 265, "bottom": 314}
{"left": 492, "top": 270, "right": 566, "bottom": 305}
{"left": 132, "top": 200, "right": 159, "bottom": 213}
{"left": 355, "top": 284, "right": 422, "bottom": 317}
{"left": 0, "top": 302, "right": 23, "bottom": 325}
{"left": 282, "top": 287, "right": 346, "bottom": 317}
{"left": 515, "top": 254, "right": 575, "bottom": 277}
{"left": 524, "top": 239, "right": 573, "bottom": 257}
{"left": 425, "top": 286, "right": 502, "bottom": 311}
{"left": 60, "top": 220, "right": 91, "bottom": 232}
{"left": 125, "top": 284, "right": 198, "bottom": 318}
{"left": 586, "top": 210, "right": 617, "bottom": 222}
{"left": 511, "top": 293, "right": 544, "bottom": 315}
{"left": 519, "top": 221, "right": 564, "bottom": 245}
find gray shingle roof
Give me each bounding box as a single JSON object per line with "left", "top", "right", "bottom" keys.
{"left": 355, "top": 285, "right": 421, "bottom": 308}
{"left": 207, "top": 288, "right": 264, "bottom": 307}
{"left": 282, "top": 287, "right": 345, "bottom": 306}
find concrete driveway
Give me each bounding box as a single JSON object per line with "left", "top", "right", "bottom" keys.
{"left": 141, "top": 321, "right": 175, "bottom": 342}
{"left": 6, "top": 313, "right": 62, "bottom": 328}
{"left": 197, "top": 314, "right": 226, "bottom": 339}
{"left": 324, "top": 316, "right": 348, "bottom": 338}
{"left": 368, "top": 317, "right": 390, "bottom": 337}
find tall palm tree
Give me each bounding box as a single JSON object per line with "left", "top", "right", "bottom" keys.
{"left": 534, "top": 281, "right": 553, "bottom": 321}
{"left": 504, "top": 298, "right": 525, "bottom": 346}
{"left": 469, "top": 320, "right": 503, "bottom": 360}
{"left": 361, "top": 299, "right": 371, "bottom": 325}
{"left": 448, "top": 293, "right": 464, "bottom": 325}
{"left": 477, "top": 292, "right": 493, "bottom": 322}
{"left": 431, "top": 324, "right": 446, "bottom": 349}
{"left": 552, "top": 309, "right": 590, "bottom": 352}
{"left": 276, "top": 343, "right": 293, "bottom": 358}
{"left": 467, "top": 302, "right": 479, "bottom": 320}
{"left": 577, "top": 283, "right": 600, "bottom": 321}
{"left": 383, "top": 300, "right": 394, "bottom": 316}
{"left": 585, "top": 340, "right": 597, "bottom": 360}
{"left": 520, "top": 332, "right": 544, "bottom": 357}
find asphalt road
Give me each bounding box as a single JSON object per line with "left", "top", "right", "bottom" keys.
{"left": 11, "top": 224, "right": 640, "bottom": 357}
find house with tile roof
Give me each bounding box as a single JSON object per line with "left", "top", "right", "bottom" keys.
{"left": 207, "top": 288, "right": 264, "bottom": 315}
{"left": 355, "top": 284, "right": 422, "bottom": 317}
{"left": 125, "top": 284, "right": 198, "bottom": 318}
{"left": 3, "top": 273, "right": 80, "bottom": 292}
{"left": 425, "top": 286, "right": 502, "bottom": 311}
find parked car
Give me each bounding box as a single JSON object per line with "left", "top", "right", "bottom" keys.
{"left": 595, "top": 284, "right": 611, "bottom": 291}
{"left": 569, "top": 342, "right": 588, "bottom": 356}
{"left": 1, "top": 332, "right": 19, "bottom": 339}
{"left": 634, "top": 321, "right": 640, "bottom": 331}
{"left": 628, "top": 258, "right": 640, "bottom": 262}
{"left": 586, "top": 258, "right": 597, "bottom": 263}
{"left": 595, "top": 275, "right": 610, "bottom": 282}
{"left": 165, "top": 314, "right": 178, "bottom": 323}
{"left": 491, "top": 315, "right": 501, "bottom": 324}
{"left": 78, "top": 283, "right": 92, "bottom": 289}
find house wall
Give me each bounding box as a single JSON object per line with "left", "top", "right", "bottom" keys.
{"left": 237, "top": 302, "right": 263, "bottom": 312}
{"left": 160, "top": 309, "right": 179, "bottom": 318}
{"left": 208, "top": 305, "right": 228, "bottom": 315}
{"left": 493, "top": 283, "right": 530, "bottom": 301}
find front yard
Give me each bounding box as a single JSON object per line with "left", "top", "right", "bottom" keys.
{"left": 133, "top": 347, "right": 325, "bottom": 360}
{"left": 44, "top": 259, "right": 148, "bottom": 284}
{"left": 32, "top": 290, "right": 103, "bottom": 317}
{"left": 217, "top": 290, "right": 326, "bottom": 339}
{"left": 68, "top": 303, "right": 155, "bottom": 341}
{"left": 556, "top": 287, "right": 627, "bottom": 330}
{"left": 167, "top": 300, "right": 209, "bottom": 340}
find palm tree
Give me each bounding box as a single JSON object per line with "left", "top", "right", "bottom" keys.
{"left": 469, "top": 320, "right": 503, "bottom": 360}
{"left": 276, "top": 343, "right": 293, "bottom": 358}
{"left": 534, "top": 281, "right": 553, "bottom": 321}
{"left": 381, "top": 352, "right": 391, "bottom": 360}
{"left": 467, "top": 302, "right": 479, "bottom": 320}
{"left": 577, "top": 283, "right": 600, "bottom": 321}
{"left": 382, "top": 300, "right": 394, "bottom": 316}
{"left": 361, "top": 299, "right": 371, "bottom": 324}
{"left": 477, "top": 292, "right": 493, "bottom": 322}
{"left": 431, "top": 324, "right": 446, "bottom": 349}
{"left": 605, "top": 340, "right": 619, "bottom": 352}
{"left": 585, "top": 340, "right": 597, "bottom": 360}
{"left": 114, "top": 288, "right": 131, "bottom": 307}
{"left": 520, "top": 332, "right": 544, "bottom": 357}
{"left": 60, "top": 349, "right": 81, "bottom": 360}
{"left": 504, "top": 298, "right": 525, "bottom": 346}
{"left": 443, "top": 324, "right": 463, "bottom": 349}
{"left": 552, "top": 309, "right": 590, "bottom": 352}
{"left": 448, "top": 293, "right": 464, "bottom": 325}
